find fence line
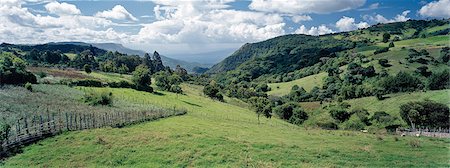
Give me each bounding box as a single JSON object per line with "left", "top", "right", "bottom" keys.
{"left": 0, "top": 108, "right": 186, "bottom": 158}
{"left": 396, "top": 127, "right": 450, "bottom": 138}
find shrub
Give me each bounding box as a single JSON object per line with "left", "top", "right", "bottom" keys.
{"left": 84, "top": 64, "right": 92, "bottom": 74}
{"left": 203, "top": 82, "right": 223, "bottom": 101}
{"left": 317, "top": 121, "right": 338, "bottom": 130}
{"left": 83, "top": 91, "right": 113, "bottom": 106}
{"left": 378, "top": 59, "right": 390, "bottom": 67}
{"left": 289, "top": 108, "right": 308, "bottom": 125}
{"left": 108, "top": 80, "right": 134, "bottom": 88}
{"left": 388, "top": 41, "right": 395, "bottom": 48}
{"left": 0, "top": 53, "right": 37, "bottom": 85}
{"left": 71, "top": 79, "right": 103, "bottom": 87}
{"left": 400, "top": 100, "right": 449, "bottom": 129}
{"left": 132, "top": 65, "right": 152, "bottom": 92}
{"left": 428, "top": 69, "right": 449, "bottom": 90}
{"left": 329, "top": 108, "right": 351, "bottom": 122}
{"left": 374, "top": 47, "right": 389, "bottom": 54}
{"left": 0, "top": 121, "right": 11, "bottom": 143}
{"left": 350, "top": 108, "right": 370, "bottom": 125}
{"left": 342, "top": 115, "right": 365, "bottom": 130}
{"left": 37, "top": 71, "right": 47, "bottom": 78}
{"left": 274, "top": 102, "right": 299, "bottom": 120}
{"left": 170, "top": 85, "right": 183, "bottom": 94}
{"left": 24, "top": 82, "right": 32, "bottom": 92}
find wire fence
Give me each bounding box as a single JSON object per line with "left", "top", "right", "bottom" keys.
{"left": 0, "top": 107, "right": 187, "bottom": 158}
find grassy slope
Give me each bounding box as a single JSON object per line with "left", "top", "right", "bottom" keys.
{"left": 265, "top": 34, "right": 448, "bottom": 97}
{"left": 4, "top": 85, "right": 449, "bottom": 167}
{"left": 300, "top": 89, "right": 449, "bottom": 116}
{"left": 267, "top": 72, "right": 326, "bottom": 96}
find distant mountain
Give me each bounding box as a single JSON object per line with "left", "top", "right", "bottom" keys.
{"left": 167, "top": 48, "right": 236, "bottom": 65}
{"left": 89, "top": 43, "right": 210, "bottom": 72}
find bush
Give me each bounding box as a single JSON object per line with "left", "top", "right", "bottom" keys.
{"left": 71, "top": 79, "right": 103, "bottom": 87}
{"left": 84, "top": 64, "right": 92, "bottom": 74}
{"left": 24, "top": 82, "right": 32, "bottom": 92}
{"left": 132, "top": 65, "right": 152, "bottom": 92}
{"left": 317, "top": 121, "right": 338, "bottom": 130}
{"left": 289, "top": 108, "right": 308, "bottom": 125}
{"left": 274, "top": 102, "right": 299, "bottom": 120}
{"left": 350, "top": 108, "right": 370, "bottom": 125}
{"left": 37, "top": 71, "right": 47, "bottom": 78}
{"left": 380, "top": 71, "right": 423, "bottom": 93}
{"left": 0, "top": 53, "right": 37, "bottom": 85}
{"left": 378, "top": 59, "right": 390, "bottom": 67}
{"left": 83, "top": 91, "right": 113, "bottom": 106}
{"left": 170, "top": 85, "right": 183, "bottom": 94}
{"left": 108, "top": 80, "right": 134, "bottom": 88}
{"left": 342, "top": 115, "right": 365, "bottom": 130}
{"left": 203, "top": 82, "right": 223, "bottom": 101}
{"left": 0, "top": 121, "right": 11, "bottom": 143}
{"left": 329, "top": 108, "right": 351, "bottom": 122}
{"left": 428, "top": 69, "right": 449, "bottom": 90}
{"left": 374, "top": 47, "right": 389, "bottom": 54}
{"left": 400, "top": 100, "right": 449, "bottom": 129}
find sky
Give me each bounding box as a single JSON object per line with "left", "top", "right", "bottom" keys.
{"left": 1, "top": 0, "right": 449, "bottom": 62}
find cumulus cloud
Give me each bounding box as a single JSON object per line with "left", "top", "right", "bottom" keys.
{"left": 95, "top": 5, "right": 138, "bottom": 21}
{"left": 291, "top": 15, "right": 312, "bottom": 23}
{"left": 0, "top": 1, "right": 127, "bottom": 44}
{"left": 249, "top": 0, "right": 366, "bottom": 14}
{"left": 335, "top": 16, "right": 369, "bottom": 31}
{"left": 364, "top": 10, "right": 411, "bottom": 23}
{"left": 134, "top": 0, "right": 286, "bottom": 44}
{"left": 419, "top": 0, "right": 450, "bottom": 18}
{"left": 294, "top": 25, "right": 334, "bottom": 36}
{"left": 44, "top": 1, "right": 81, "bottom": 15}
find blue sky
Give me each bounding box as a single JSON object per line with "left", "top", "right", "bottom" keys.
{"left": 1, "top": 0, "right": 449, "bottom": 62}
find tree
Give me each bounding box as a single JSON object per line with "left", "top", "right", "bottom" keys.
{"left": 350, "top": 108, "right": 370, "bottom": 125}
{"left": 154, "top": 71, "right": 171, "bottom": 91}
{"left": 378, "top": 59, "right": 390, "bottom": 67}
{"left": 118, "top": 64, "right": 129, "bottom": 74}
{"left": 289, "top": 108, "right": 308, "bottom": 125}
{"left": 170, "top": 85, "right": 183, "bottom": 95}
{"left": 428, "top": 69, "right": 449, "bottom": 90}
{"left": 84, "top": 64, "right": 92, "bottom": 74}
{"left": 273, "top": 102, "right": 299, "bottom": 120}
{"left": 0, "top": 53, "right": 37, "bottom": 85}
{"left": 132, "top": 64, "right": 153, "bottom": 92}
{"left": 382, "top": 33, "right": 390, "bottom": 43}
{"left": 329, "top": 108, "right": 351, "bottom": 122}
{"left": 388, "top": 41, "right": 395, "bottom": 48}
{"left": 174, "top": 65, "right": 188, "bottom": 81}
{"left": 249, "top": 97, "right": 272, "bottom": 124}
{"left": 400, "top": 100, "right": 449, "bottom": 129}
{"left": 415, "top": 66, "right": 430, "bottom": 77}
{"left": 440, "top": 47, "right": 449, "bottom": 63}
{"left": 203, "top": 81, "right": 223, "bottom": 101}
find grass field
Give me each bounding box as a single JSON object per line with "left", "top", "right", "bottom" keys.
{"left": 3, "top": 84, "right": 450, "bottom": 167}
{"left": 268, "top": 72, "right": 327, "bottom": 97}
{"left": 300, "top": 89, "right": 449, "bottom": 116}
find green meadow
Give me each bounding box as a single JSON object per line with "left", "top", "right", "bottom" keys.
{"left": 3, "top": 84, "right": 450, "bottom": 167}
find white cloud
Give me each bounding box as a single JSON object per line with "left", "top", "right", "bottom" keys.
{"left": 364, "top": 10, "right": 411, "bottom": 23}
{"left": 95, "top": 5, "right": 138, "bottom": 21}
{"left": 0, "top": 1, "right": 127, "bottom": 44}
{"left": 335, "top": 16, "right": 369, "bottom": 31}
{"left": 419, "top": 0, "right": 450, "bottom": 18}
{"left": 44, "top": 1, "right": 81, "bottom": 15}
{"left": 249, "top": 0, "right": 366, "bottom": 14}
{"left": 294, "top": 25, "right": 334, "bottom": 36}
{"left": 134, "top": 1, "right": 286, "bottom": 44}
{"left": 358, "top": 3, "right": 379, "bottom": 11}
{"left": 291, "top": 15, "right": 312, "bottom": 23}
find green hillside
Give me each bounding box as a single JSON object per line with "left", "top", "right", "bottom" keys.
{"left": 268, "top": 72, "right": 327, "bottom": 96}
{"left": 4, "top": 84, "right": 449, "bottom": 167}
